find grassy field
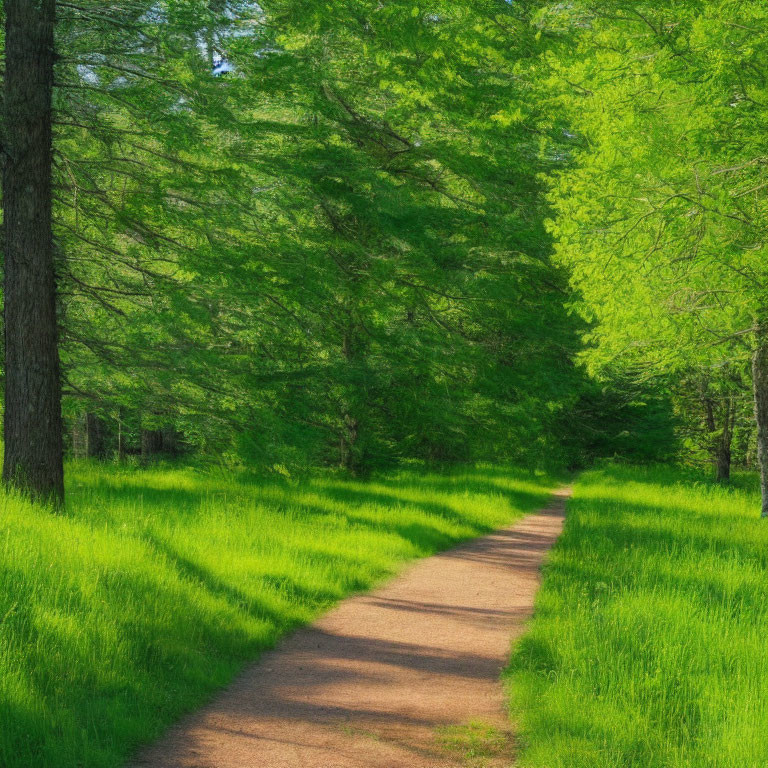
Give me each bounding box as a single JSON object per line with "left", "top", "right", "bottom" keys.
{"left": 0, "top": 461, "right": 555, "bottom": 768}
{"left": 507, "top": 464, "right": 768, "bottom": 768}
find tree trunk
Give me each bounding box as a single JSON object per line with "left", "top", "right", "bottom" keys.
{"left": 339, "top": 414, "right": 360, "bottom": 473}
{"left": 161, "top": 425, "right": 180, "bottom": 456}
{"left": 715, "top": 440, "right": 731, "bottom": 483}
{"left": 716, "top": 395, "right": 736, "bottom": 482}
{"left": 752, "top": 338, "right": 768, "bottom": 517}
{"left": 2, "top": 0, "right": 64, "bottom": 507}
{"left": 141, "top": 429, "right": 164, "bottom": 461}
{"left": 701, "top": 385, "right": 734, "bottom": 483}
{"left": 85, "top": 413, "right": 107, "bottom": 460}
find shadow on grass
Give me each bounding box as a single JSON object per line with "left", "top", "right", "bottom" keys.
{"left": 0, "top": 463, "right": 558, "bottom": 768}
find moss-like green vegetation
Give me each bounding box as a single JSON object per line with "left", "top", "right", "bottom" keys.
{"left": 507, "top": 464, "right": 768, "bottom": 768}
{"left": 0, "top": 462, "right": 554, "bottom": 768}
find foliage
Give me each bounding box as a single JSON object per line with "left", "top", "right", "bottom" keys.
{"left": 540, "top": 0, "right": 768, "bottom": 369}
{"left": 559, "top": 375, "right": 679, "bottom": 467}
{"left": 525, "top": 1, "right": 768, "bottom": 478}
{"left": 10, "top": 0, "right": 599, "bottom": 474}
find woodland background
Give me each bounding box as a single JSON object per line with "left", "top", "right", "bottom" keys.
{"left": 2, "top": 0, "right": 766, "bottom": 498}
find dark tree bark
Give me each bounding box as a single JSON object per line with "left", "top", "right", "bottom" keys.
{"left": 2, "top": 0, "right": 64, "bottom": 506}
{"left": 141, "top": 429, "right": 164, "bottom": 460}
{"left": 752, "top": 337, "right": 768, "bottom": 517}
{"left": 339, "top": 414, "right": 360, "bottom": 472}
{"left": 701, "top": 389, "right": 734, "bottom": 483}
{"left": 715, "top": 444, "right": 731, "bottom": 482}
{"left": 160, "top": 425, "right": 181, "bottom": 456}
{"left": 717, "top": 396, "right": 736, "bottom": 482}
{"left": 85, "top": 413, "right": 107, "bottom": 459}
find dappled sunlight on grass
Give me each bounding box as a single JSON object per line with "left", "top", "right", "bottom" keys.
{"left": 507, "top": 464, "right": 768, "bottom": 768}
{"left": 0, "top": 462, "right": 555, "bottom": 768}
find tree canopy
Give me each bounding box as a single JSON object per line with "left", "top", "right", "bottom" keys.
{"left": 3, "top": 0, "right": 766, "bottom": 510}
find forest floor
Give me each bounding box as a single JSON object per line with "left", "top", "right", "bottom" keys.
{"left": 0, "top": 462, "right": 559, "bottom": 768}
{"left": 132, "top": 489, "right": 569, "bottom": 768}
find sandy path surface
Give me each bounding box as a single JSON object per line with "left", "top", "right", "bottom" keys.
{"left": 133, "top": 488, "right": 570, "bottom": 768}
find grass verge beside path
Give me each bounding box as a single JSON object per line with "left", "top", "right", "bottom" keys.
{"left": 0, "top": 462, "right": 556, "bottom": 768}
{"left": 507, "top": 464, "right": 768, "bottom": 768}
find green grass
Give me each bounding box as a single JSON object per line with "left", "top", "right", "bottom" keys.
{"left": 0, "top": 461, "right": 556, "bottom": 768}
{"left": 507, "top": 463, "right": 768, "bottom": 768}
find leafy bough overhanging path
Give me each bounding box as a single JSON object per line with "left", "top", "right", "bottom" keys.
{"left": 134, "top": 488, "right": 570, "bottom": 768}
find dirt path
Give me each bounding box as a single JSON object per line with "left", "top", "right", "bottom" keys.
{"left": 133, "top": 488, "right": 570, "bottom": 768}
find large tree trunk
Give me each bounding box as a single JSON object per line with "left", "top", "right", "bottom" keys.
{"left": 752, "top": 338, "right": 768, "bottom": 517}
{"left": 2, "top": 0, "right": 64, "bottom": 507}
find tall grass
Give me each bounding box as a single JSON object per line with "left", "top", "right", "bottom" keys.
{"left": 0, "top": 461, "right": 555, "bottom": 768}
{"left": 507, "top": 464, "right": 768, "bottom": 768}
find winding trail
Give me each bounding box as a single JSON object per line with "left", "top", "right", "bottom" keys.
{"left": 134, "top": 488, "right": 570, "bottom": 768}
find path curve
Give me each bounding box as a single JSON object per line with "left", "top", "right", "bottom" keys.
{"left": 133, "top": 488, "right": 570, "bottom": 768}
